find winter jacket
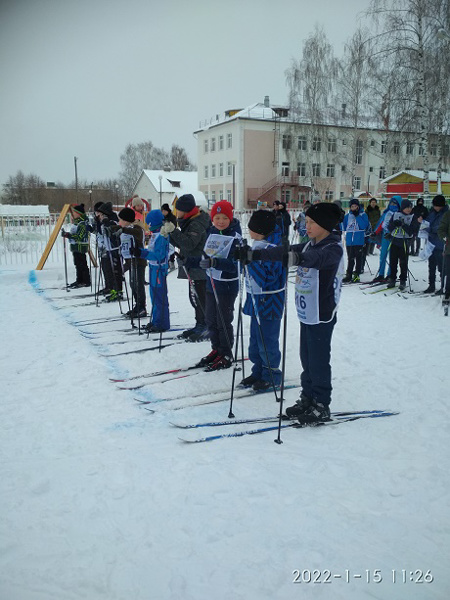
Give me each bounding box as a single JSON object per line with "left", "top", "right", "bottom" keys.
{"left": 140, "top": 231, "right": 170, "bottom": 286}
{"left": 424, "top": 205, "right": 449, "bottom": 252}
{"left": 108, "top": 221, "right": 147, "bottom": 267}
{"left": 412, "top": 201, "right": 429, "bottom": 221}
{"left": 67, "top": 215, "right": 89, "bottom": 253}
{"left": 374, "top": 197, "right": 402, "bottom": 237}
{"left": 243, "top": 227, "right": 285, "bottom": 321}
{"left": 274, "top": 208, "right": 291, "bottom": 240}
{"left": 341, "top": 210, "right": 370, "bottom": 246}
{"left": 169, "top": 208, "right": 211, "bottom": 280}
{"left": 365, "top": 204, "right": 381, "bottom": 231}
{"left": 387, "top": 211, "right": 420, "bottom": 247}
{"left": 203, "top": 218, "right": 242, "bottom": 295}
{"left": 438, "top": 210, "right": 450, "bottom": 256}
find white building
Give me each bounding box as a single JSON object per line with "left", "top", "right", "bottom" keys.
{"left": 132, "top": 170, "right": 206, "bottom": 210}
{"left": 194, "top": 97, "right": 450, "bottom": 209}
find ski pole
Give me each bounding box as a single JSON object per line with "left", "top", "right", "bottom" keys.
{"left": 275, "top": 242, "right": 290, "bottom": 445}
{"left": 63, "top": 233, "right": 69, "bottom": 291}
{"left": 228, "top": 263, "right": 246, "bottom": 419}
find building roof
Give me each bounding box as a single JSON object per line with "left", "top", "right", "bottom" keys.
{"left": 0, "top": 204, "right": 50, "bottom": 216}
{"left": 134, "top": 170, "right": 207, "bottom": 207}
{"left": 382, "top": 170, "right": 450, "bottom": 184}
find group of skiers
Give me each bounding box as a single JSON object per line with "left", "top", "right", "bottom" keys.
{"left": 60, "top": 191, "right": 449, "bottom": 425}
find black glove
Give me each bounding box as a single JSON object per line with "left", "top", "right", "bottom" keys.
{"left": 234, "top": 245, "right": 253, "bottom": 265}
{"left": 131, "top": 247, "right": 141, "bottom": 258}
{"left": 199, "top": 257, "right": 215, "bottom": 269}
{"left": 61, "top": 230, "right": 70, "bottom": 239}
{"left": 392, "top": 219, "right": 402, "bottom": 227}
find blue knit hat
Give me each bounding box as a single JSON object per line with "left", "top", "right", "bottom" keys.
{"left": 145, "top": 209, "right": 164, "bottom": 231}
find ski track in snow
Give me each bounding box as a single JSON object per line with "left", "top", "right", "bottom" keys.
{"left": 0, "top": 256, "right": 449, "bottom": 600}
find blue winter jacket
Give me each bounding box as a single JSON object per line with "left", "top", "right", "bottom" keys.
{"left": 203, "top": 218, "right": 242, "bottom": 295}
{"left": 140, "top": 232, "right": 170, "bottom": 288}
{"left": 341, "top": 209, "right": 370, "bottom": 246}
{"left": 243, "top": 227, "right": 285, "bottom": 320}
{"left": 426, "top": 205, "right": 449, "bottom": 251}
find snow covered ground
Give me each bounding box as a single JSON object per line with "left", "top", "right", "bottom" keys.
{"left": 1, "top": 253, "right": 449, "bottom": 600}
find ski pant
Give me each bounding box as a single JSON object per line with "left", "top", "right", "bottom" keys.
{"left": 428, "top": 248, "right": 444, "bottom": 286}
{"left": 389, "top": 242, "right": 409, "bottom": 283}
{"left": 248, "top": 317, "right": 282, "bottom": 386}
{"left": 443, "top": 255, "right": 450, "bottom": 297}
{"left": 72, "top": 251, "right": 90, "bottom": 285}
{"left": 299, "top": 316, "right": 336, "bottom": 406}
{"left": 378, "top": 236, "right": 391, "bottom": 278}
{"left": 129, "top": 262, "right": 146, "bottom": 311}
{"left": 205, "top": 290, "right": 237, "bottom": 357}
{"left": 188, "top": 279, "right": 206, "bottom": 326}
{"left": 149, "top": 278, "right": 170, "bottom": 330}
{"left": 346, "top": 245, "right": 364, "bottom": 276}
{"left": 102, "top": 250, "right": 123, "bottom": 292}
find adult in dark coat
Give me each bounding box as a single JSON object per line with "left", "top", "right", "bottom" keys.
{"left": 272, "top": 201, "right": 291, "bottom": 241}
{"left": 365, "top": 198, "right": 381, "bottom": 255}
{"left": 411, "top": 198, "right": 429, "bottom": 255}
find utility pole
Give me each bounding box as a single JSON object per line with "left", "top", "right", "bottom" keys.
{"left": 74, "top": 156, "right": 78, "bottom": 201}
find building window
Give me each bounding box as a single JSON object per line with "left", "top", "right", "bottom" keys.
{"left": 282, "top": 134, "right": 292, "bottom": 150}
{"left": 381, "top": 140, "right": 387, "bottom": 154}
{"left": 312, "top": 138, "right": 321, "bottom": 152}
{"left": 298, "top": 136, "right": 307, "bottom": 151}
{"left": 340, "top": 191, "right": 345, "bottom": 198}
{"left": 282, "top": 190, "right": 291, "bottom": 203}
{"left": 430, "top": 143, "right": 437, "bottom": 156}
{"left": 227, "top": 189, "right": 232, "bottom": 202}
{"left": 210, "top": 138, "right": 216, "bottom": 152}
{"left": 325, "top": 190, "right": 334, "bottom": 201}
{"left": 342, "top": 139, "right": 347, "bottom": 146}
{"left": 418, "top": 143, "right": 424, "bottom": 156}
{"left": 370, "top": 140, "right": 375, "bottom": 147}
{"left": 281, "top": 162, "right": 290, "bottom": 176}
{"left": 379, "top": 166, "right": 386, "bottom": 179}
{"left": 204, "top": 192, "right": 209, "bottom": 201}
{"left": 328, "top": 138, "right": 336, "bottom": 153}
{"left": 218, "top": 135, "right": 224, "bottom": 150}
{"left": 391, "top": 167, "right": 397, "bottom": 175}
{"left": 219, "top": 163, "right": 224, "bottom": 177}
{"left": 326, "top": 164, "right": 335, "bottom": 177}
{"left": 227, "top": 133, "right": 232, "bottom": 149}
{"left": 369, "top": 166, "right": 374, "bottom": 172}
{"left": 341, "top": 165, "right": 346, "bottom": 172}
{"left": 204, "top": 139, "right": 209, "bottom": 153}
{"left": 219, "top": 189, "right": 224, "bottom": 200}
{"left": 406, "top": 141, "right": 414, "bottom": 155}
{"left": 312, "top": 163, "right": 321, "bottom": 177}
{"left": 211, "top": 164, "right": 216, "bottom": 178}
{"left": 211, "top": 191, "right": 216, "bottom": 203}
{"left": 355, "top": 139, "right": 363, "bottom": 164}
{"left": 353, "top": 177, "right": 361, "bottom": 190}
{"left": 393, "top": 141, "right": 400, "bottom": 155}
{"left": 444, "top": 144, "right": 450, "bottom": 157}
{"left": 227, "top": 162, "right": 233, "bottom": 176}
{"left": 204, "top": 166, "right": 209, "bottom": 178}
{"left": 297, "top": 162, "right": 306, "bottom": 177}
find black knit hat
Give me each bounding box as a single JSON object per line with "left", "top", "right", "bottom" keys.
{"left": 401, "top": 199, "right": 413, "bottom": 210}
{"left": 305, "top": 202, "right": 342, "bottom": 232}
{"left": 94, "top": 202, "right": 104, "bottom": 212}
{"left": 97, "top": 202, "right": 114, "bottom": 217}
{"left": 432, "top": 194, "right": 446, "bottom": 207}
{"left": 118, "top": 207, "right": 136, "bottom": 222}
{"left": 248, "top": 210, "right": 277, "bottom": 236}
{"left": 161, "top": 203, "right": 172, "bottom": 212}
{"left": 176, "top": 194, "right": 196, "bottom": 213}
{"left": 72, "top": 203, "right": 85, "bottom": 216}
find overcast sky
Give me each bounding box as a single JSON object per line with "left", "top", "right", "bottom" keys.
{"left": 0, "top": 0, "right": 372, "bottom": 187}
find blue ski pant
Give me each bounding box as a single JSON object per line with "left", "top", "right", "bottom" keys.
{"left": 248, "top": 317, "right": 282, "bottom": 385}
{"left": 299, "top": 316, "right": 336, "bottom": 406}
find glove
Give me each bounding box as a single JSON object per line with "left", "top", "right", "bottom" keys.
{"left": 160, "top": 222, "right": 176, "bottom": 237}
{"left": 61, "top": 230, "right": 70, "bottom": 239}
{"left": 233, "top": 245, "right": 253, "bottom": 265}
{"left": 131, "top": 247, "right": 141, "bottom": 258}
{"left": 199, "top": 257, "right": 215, "bottom": 269}
{"left": 392, "top": 219, "right": 402, "bottom": 227}
{"left": 286, "top": 251, "right": 303, "bottom": 268}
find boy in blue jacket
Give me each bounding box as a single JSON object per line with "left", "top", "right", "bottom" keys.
{"left": 197, "top": 201, "right": 242, "bottom": 370}
{"left": 237, "top": 203, "right": 343, "bottom": 423}
{"left": 132, "top": 210, "right": 170, "bottom": 332}
{"left": 239, "top": 210, "right": 285, "bottom": 392}
{"left": 341, "top": 199, "right": 369, "bottom": 283}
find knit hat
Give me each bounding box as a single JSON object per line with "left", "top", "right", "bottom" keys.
{"left": 211, "top": 200, "right": 233, "bottom": 223}
{"left": 131, "top": 195, "right": 144, "bottom": 208}
{"left": 71, "top": 203, "right": 85, "bottom": 217}
{"left": 176, "top": 194, "right": 196, "bottom": 213}
{"left": 248, "top": 210, "right": 277, "bottom": 236}
{"left": 145, "top": 209, "right": 164, "bottom": 231}
{"left": 305, "top": 202, "right": 342, "bottom": 232}
{"left": 97, "top": 202, "right": 114, "bottom": 218}
{"left": 401, "top": 199, "right": 413, "bottom": 210}
{"left": 349, "top": 198, "right": 360, "bottom": 209}
{"left": 432, "top": 194, "right": 446, "bottom": 207}
{"left": 94, "top": 202, "right": 104, "bottom": 212}
{"left": 118, "top": 207, "right": 136, "bottom": 222}
{"left": 161, "top": 203, "right": 171, "bottom": 212}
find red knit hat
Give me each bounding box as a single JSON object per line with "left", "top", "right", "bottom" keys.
{"left": 211, "top": 200, "right": 233, "bottom": 222}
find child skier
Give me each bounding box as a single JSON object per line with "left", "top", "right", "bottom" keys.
{"left": 131, "top": 209, "right": 171, "bottom": 332}
{"left": 386, "top": 199, "right": 419, "bottom": 291}
{"left": 61, "top": 203, "right": 91, "bottom": 288}
{"left": 239, "top": 209, "right": 285, "bottom": 392}
{"left": 341, "top": 199, "right": 370, "bottom": 283}
{"left": 197, "top": 200, "right": 242, "bottom": 370}
{"left": 96, "top": 202, "right": 123, "bottom": 302}
{"left": 236, "top": 202, "right": 343, "bottom": 424}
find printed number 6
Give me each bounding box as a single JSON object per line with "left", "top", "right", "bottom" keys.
{"left": 299, "top": 295, "right": 306, "bottom": 309}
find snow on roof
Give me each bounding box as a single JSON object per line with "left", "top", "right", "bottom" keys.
{"left": 140, "top": 170, "right": 198, "bottom": 194}
{"left": 382, "top": 170, "right": 450, "bottom": 184}
{"left": 196, "top": 102, "right": 284, "bottom": 131}
{"left": 0, "top": 204, "right": 50, "bottom": 216}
